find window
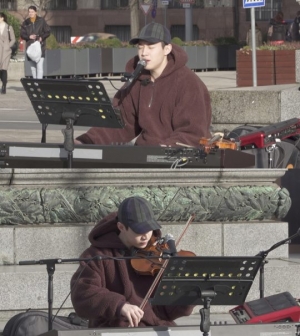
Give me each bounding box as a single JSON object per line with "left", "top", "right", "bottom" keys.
{"left": 105, "top": 25, "right": 131, "bottom": 42}
{"left": 50, "top": 26, "right": 72, "bottom": 43}
{"left": 168, "top": 0, "right": 204, "bottom": 9}
{"left": 101, "top": 0, "right": 129, "bottom": 9}
{"left": 0, "top": 0, "right": 16, "bottom": 10}
{"left": 246, "top": 0, "right": 282, "bottom": 21}
{"left": 170, "top": 25, "right": 199, "bottom": 41}
{"left": 47, "top": 0, "right": 77, "bottom": 10}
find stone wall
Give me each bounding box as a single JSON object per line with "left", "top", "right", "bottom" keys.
{"left": 0, "top": 168, "right": 297, "bottom": 318}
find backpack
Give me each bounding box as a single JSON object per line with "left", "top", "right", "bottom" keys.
{"left": 225, "top": 124, "right": 300, "bottom": 168}
{"left": 3, "top": 310, "right": 88, "bottom": 336}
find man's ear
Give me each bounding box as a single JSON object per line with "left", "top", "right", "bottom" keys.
{"left": 164, "top": 43, "right": 172, "bottom": 56}
{"left": 117, "top": 222, "right": 126, "bottom": 232}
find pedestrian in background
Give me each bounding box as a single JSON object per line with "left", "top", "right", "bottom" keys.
{"left": 291, "top": 11, "right": 300, "bottom": 41}
{"left": 246, "top": 23, "right": 263, "bottom": 48}
{"left": 268, "top": 11, "right": 287, "bottom": 45}
{"left": 21, "top": 5, "right": 50, "bottom": 79}
{"left": 0, "top": 12, "right": 16, "bottom": 94}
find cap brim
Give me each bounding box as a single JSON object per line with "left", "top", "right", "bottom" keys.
{"left": 129, "top": 37, "right": 165, "bottom": 45}
{"left": 131, "top": 220, "right": 161, "bottom": 234}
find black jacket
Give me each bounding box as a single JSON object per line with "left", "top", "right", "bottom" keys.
{"left": 21, "top": 16, "right": 50, "bottom": 58}
{"left": 269, "top": 18, "right": 287, "bottom": 42}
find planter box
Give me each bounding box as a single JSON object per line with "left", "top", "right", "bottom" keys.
{"left": 24, "top": 45, "right": 240, "bottom": 78}
{"left": 99, "top": 48, "right": 137, "bottom": 74}
{"left": 57, "top": 49, "right": 75, "bottom": 76}
{"left": 89, "top": 48, "right": 102, "bottom": 74}
{"left": 183, "top": 46, "right": 198, "bottom": 70}
{"left": 111, "top": 48, "right": 137, "bottom": 73}
{"left": 206, "top": 46, "right": 218, "bottom": 69}
{"left": 74, "top": 49, "right": 89, "bottom": 76}
{"left": 274, "top": 50, "right": 296, "bottom": 85}
{"left": 236, "top": 50, "right": 275, "bottom": 87}
{"left": 217, "top": 45, "right": 239, "bottom": 69}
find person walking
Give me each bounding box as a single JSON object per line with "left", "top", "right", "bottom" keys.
{"left": 246, "top": 23, "right": 263, "bottom": 48}
{"left": 291, "top": 11, "right": 300, "bottom": 42}
{"left": 268, "top": 11, "right": 287, "bottom": 45}
{"left": 20, "top": 5, "right": 50, "bottom": 79}
{"left": 0, "top": 12, "right": 16, "bottom": 94}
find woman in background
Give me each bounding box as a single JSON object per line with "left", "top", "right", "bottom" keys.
{"left": 21, "top": 5, "right": 50, "bottom": 79}
{"left": 0, "top": 12, "right": 16, "bottom": 94}
{"left": 246, "top": 23, "right": 263, "bottom": 48}
{"left": 268, "top": 11, "right": 287, "bottom": 45}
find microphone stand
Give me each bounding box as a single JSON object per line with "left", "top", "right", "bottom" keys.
{"left": 19, "top": 254, "right": 173, "bottom": 331}
{"left": 256, "top": 228, "right": 300, "bottom": 298}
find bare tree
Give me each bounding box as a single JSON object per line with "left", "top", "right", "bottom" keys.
{"left": 129, "top": 0, "right": 139, "bottom": 39}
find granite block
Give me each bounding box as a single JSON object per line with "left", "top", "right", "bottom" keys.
{"left": 280, "top": 87, "right": 300, "bottom": 121}
{"left": 15, "top": 225, "right": 94, "bottom": 262}
{"left": 0, "top": 227, "right": 14, "bottom": 265}
{"left": 296, "top": 50, "right": 300, "bottom": 83}
{"left": 0, "top": 264, "right": 77, "bottom": 310}
{"left": 224, "top": 221, "right": 288, "bottom": 258}
{"left": 164, "top": 222, "right": 222, "bottom": 256}
{"left": 210, "top": 90, "right": 281, "bottom": 125}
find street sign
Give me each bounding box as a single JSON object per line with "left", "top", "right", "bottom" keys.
{"left": 243, "top": 0, "right": 265, "bottom": 8}
{"left": 161, "top": 0, "right": 169, "bottom": 5}
{"left": 140, "top": 4, "right": 152, "bottom": 15}
{"left": 182, "top": 3, "right": 191, "bottom": 7}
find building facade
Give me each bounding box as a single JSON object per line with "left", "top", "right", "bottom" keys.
{"left": 0, "top": 0, "right": 298, "bottom": 44}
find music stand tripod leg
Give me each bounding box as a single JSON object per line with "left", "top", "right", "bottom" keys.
{"left": 199, "top": 290, "right": 216, "bottom": 336}
{"left": 61, "top": 112, "right": 77, "bottom": 168}
{"left": 46, "top": 262, "right": 55, "bottom": 331}
{"left": 41, "top": 123, "right": 48, "bottom": 143}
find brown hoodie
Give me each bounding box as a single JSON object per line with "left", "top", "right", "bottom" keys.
{"left": 70, "top": 212, "right": 194, "bottom": 328}
{"left": 76, "top": 44, "right": 211, "bottom": 146}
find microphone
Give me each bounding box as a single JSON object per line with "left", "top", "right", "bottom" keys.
{"left": 124, "top": 59, "right": 147, "bottom": 88}
{"left": 164, "top": 233, "right": 177, "bottom": 256}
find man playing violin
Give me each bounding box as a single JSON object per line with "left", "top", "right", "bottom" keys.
{"left": 70, "top": 196, "right": 194, "bottom": 328}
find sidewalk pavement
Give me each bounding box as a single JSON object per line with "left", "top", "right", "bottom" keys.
{"left": 1, "top": 71, "right": 299, "bottom": 144}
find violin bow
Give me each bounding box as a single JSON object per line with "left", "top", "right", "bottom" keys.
{"left": 139, "top": 213, "right": 195, "bottom": 310}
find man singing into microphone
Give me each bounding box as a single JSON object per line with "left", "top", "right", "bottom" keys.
{"left": 75, "top": 22, "right": 211, "bottom": 147}
{"left": 70, "top": 196, "right": 194, "bottom": 328}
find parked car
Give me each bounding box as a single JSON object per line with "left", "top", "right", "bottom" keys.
{"left": 78, "top": 33, "right": 117, "bottom": 43}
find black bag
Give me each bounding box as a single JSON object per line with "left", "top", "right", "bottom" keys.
{"left": 8, "top": 26, "right": 18, "bottom": 58}
{"left": 3, "top": 310, "right": 88, "bottom": 336}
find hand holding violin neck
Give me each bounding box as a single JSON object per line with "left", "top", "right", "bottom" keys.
{"left": 163, "top": 233, "right": 177, "bottom": 256}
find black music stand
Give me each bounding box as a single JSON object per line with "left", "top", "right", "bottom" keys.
{"left": 21, "top": 78, "right": 124, "bottom": 168}
{"left": 151, "top": 256, "right": 262, "bottom": 336}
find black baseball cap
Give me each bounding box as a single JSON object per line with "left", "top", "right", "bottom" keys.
{"left": 129, "top": 22, "right": 171, "bottom": 45}
{"left": 118, "top": 196, "right": 161, "bottom": 234}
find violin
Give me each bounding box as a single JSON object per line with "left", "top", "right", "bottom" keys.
{"left": 131, "top": 235, "right": 196, "bottom": 276}
{"left": 131, "top": 214, "right": 196, "bottom": 311}
{"left": 199, "top": 136, "right": 237, "bottom": 154}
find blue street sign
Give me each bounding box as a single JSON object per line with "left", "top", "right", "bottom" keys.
{"left": 243, "top": 0, "right": 265, "bottom": 8}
